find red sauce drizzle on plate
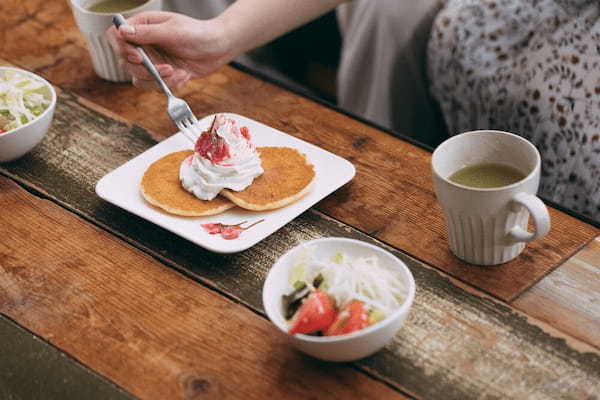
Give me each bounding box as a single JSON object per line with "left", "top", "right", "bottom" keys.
{"left": 201, "top": 219, "right": 265, "bottom": 240}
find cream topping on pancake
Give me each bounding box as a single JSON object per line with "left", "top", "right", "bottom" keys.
{"left": 180, "top": 115, "right": 263, "bottom": 200}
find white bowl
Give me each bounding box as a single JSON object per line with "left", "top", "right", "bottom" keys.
{"left": 263, "top": 237, "right": 416, "bottom": 362}
{"left": 0, "top": 67, "right": 56, "bottom": 163}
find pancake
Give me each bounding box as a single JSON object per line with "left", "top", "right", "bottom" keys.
{"left": 221, "top": 146, "right": 315, "bottom": 211}
{"left": 141, "top": 150, "right": 235, "bottom": 217}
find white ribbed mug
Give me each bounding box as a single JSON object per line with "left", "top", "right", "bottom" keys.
{"left": 432, "top": 130, "right": 551, "bottom": 265}
{"left": 69, "top": 0, "right": 162, "bottom": 82}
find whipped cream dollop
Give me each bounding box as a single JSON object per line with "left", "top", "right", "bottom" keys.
{"left": 180, "top": 115, "right": 263, "bottom": 200}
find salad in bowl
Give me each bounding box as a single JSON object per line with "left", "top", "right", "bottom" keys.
{"left": 283, "top": 248, "right": 407, "bottom": 337}
{"left": 263, "top": 237, "right": 415, "bottom": 362}
{"left": 0, "top": 67, "right": 56, "bottom": 162}
{"left": 0, "top": 68, "right": 52, "bottom": 134}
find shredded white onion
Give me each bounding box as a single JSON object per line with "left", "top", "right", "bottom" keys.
{"left": 290, "top": 248, "right": 407, "bottom": 318}
{"left": 0, "top": 70, "right": 50, "bottom": 132}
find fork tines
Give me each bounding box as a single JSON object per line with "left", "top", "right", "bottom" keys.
{"left": 177, "top": 118, "right": 199, "bottom": 145}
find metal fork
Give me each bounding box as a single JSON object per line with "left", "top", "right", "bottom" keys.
{"left": 112, "top": 14, "right": 197, "bottom": 144}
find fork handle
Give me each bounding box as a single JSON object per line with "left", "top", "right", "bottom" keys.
{"left": 112, "top": 14, "right": 174, "bottom": 98}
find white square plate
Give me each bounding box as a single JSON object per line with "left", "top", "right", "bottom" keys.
{"left": 96, "top": 113, "right": 355, "bottom": 253}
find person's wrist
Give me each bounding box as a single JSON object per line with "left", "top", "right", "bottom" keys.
{"left": 214, "top": 10, "right": 245, "bottom": 59}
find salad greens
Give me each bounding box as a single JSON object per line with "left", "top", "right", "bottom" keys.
{"left": 284, "top": 248, "right": 407, "bottom": 336}
{"left": 0, "top": 69, "right": 50, "bottom": 133}
{"left": 288, "top": 249, "right": 406, "bottom": 316}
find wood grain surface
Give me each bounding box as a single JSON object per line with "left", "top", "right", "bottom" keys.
{"left": 0, "top": 177, "right": 406, "bottom": 400}
{"left": 513, "top": 237, "right": 600, "bottom": 348}
{"left": 0, "top": 314, "right": 133, "bottom": 400}
{"left": 2, "top": 174, "right": 599, "bottom": 399}
{"left": 2, "top": 1, "right": 600, "bottom": 398}
{"left": 1, "top": 0, "right": 598, "bottom": 301}
{"left": 1, "top": 92, "right": 599, "bottom": 397}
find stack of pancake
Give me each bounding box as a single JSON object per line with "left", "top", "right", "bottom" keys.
{"left": 141, "top": 147, "right": 315, "bottom": 217}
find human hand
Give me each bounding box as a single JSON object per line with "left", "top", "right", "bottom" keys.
{"left": 108, "top": 11, "right": 232, "bottom": 91}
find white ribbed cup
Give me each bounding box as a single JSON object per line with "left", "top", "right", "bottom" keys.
{"left": 432, "top": 130, "right": 551, "bottom": 265}
{"left": 69, "top": 0, "right": 162, "bottom": 82}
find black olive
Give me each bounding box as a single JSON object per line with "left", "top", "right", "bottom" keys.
{"left": 282, "top": 283, "right": 310, "bottom": 319}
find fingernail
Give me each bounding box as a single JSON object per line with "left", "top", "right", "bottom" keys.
{"left": 127, "top": 55, "right": 140, "bottom": 63}
{"left": 120, "top": 25, "right": 135, "bottom": 35}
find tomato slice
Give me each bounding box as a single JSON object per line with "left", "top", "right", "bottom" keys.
{"left": 288, "top": 289, "right": 336, "bottom": 335}
{"left": 325, "top": 300, "right": 369, "bottom": 336}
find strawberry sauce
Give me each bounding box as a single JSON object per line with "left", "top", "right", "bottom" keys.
{"left": 240, "top": 126, "right": 251, "bottom": 141}
{"left": 194, "top": 131, "right": 231, "bottom": 164}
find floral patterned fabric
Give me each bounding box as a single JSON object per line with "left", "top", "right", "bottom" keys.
{"left": 428, "top": 0, "right": 600, "bottom": 221}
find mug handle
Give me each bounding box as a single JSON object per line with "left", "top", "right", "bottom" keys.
{"left": 506, "top": 192, "right": 551, "bottom": 243}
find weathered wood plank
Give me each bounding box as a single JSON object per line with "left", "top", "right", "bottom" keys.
{"left": 0, "top": 314, "right": 133, "bottom": 400}
{"left": 0, "top": 177, "right": 405, "bottom": 400}
{"left": 1, "top": 91, "right": 599, "bottom": 397}
{"left": 2, "top": 0, "right": 599, "bottom": 301}
{"left": 2, "top": 174, "right": 600, "bottom": 399}
{"left": 513, "top": 237, "right": 600, "bottom": 348}
{"left": 2, "top": 2, "right": 600, "bottom": 397}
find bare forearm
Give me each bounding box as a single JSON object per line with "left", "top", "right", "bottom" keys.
{"left": 219, "top": 0, "right": 346, "bottom": 55}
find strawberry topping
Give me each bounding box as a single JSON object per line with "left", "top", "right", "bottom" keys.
{"left": 240, "top": 126, "right": 251, "bottom": 141}
{"left": 194, "top": 131, "right": 231, "bottom": 164}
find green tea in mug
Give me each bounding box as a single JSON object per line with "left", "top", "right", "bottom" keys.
{"left": 449, "top": 163, "right": 525, "bottom": 188}
{"left": 87, "top": 0, "right": 149, "bottom": 13}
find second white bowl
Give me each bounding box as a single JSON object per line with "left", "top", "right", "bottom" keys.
{"left": 0, "top": 66, "right": 56, "bottom": 163}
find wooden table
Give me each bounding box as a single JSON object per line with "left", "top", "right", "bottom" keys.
{"left": 1, "top": 1, "right": 599, "bottom": 399}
